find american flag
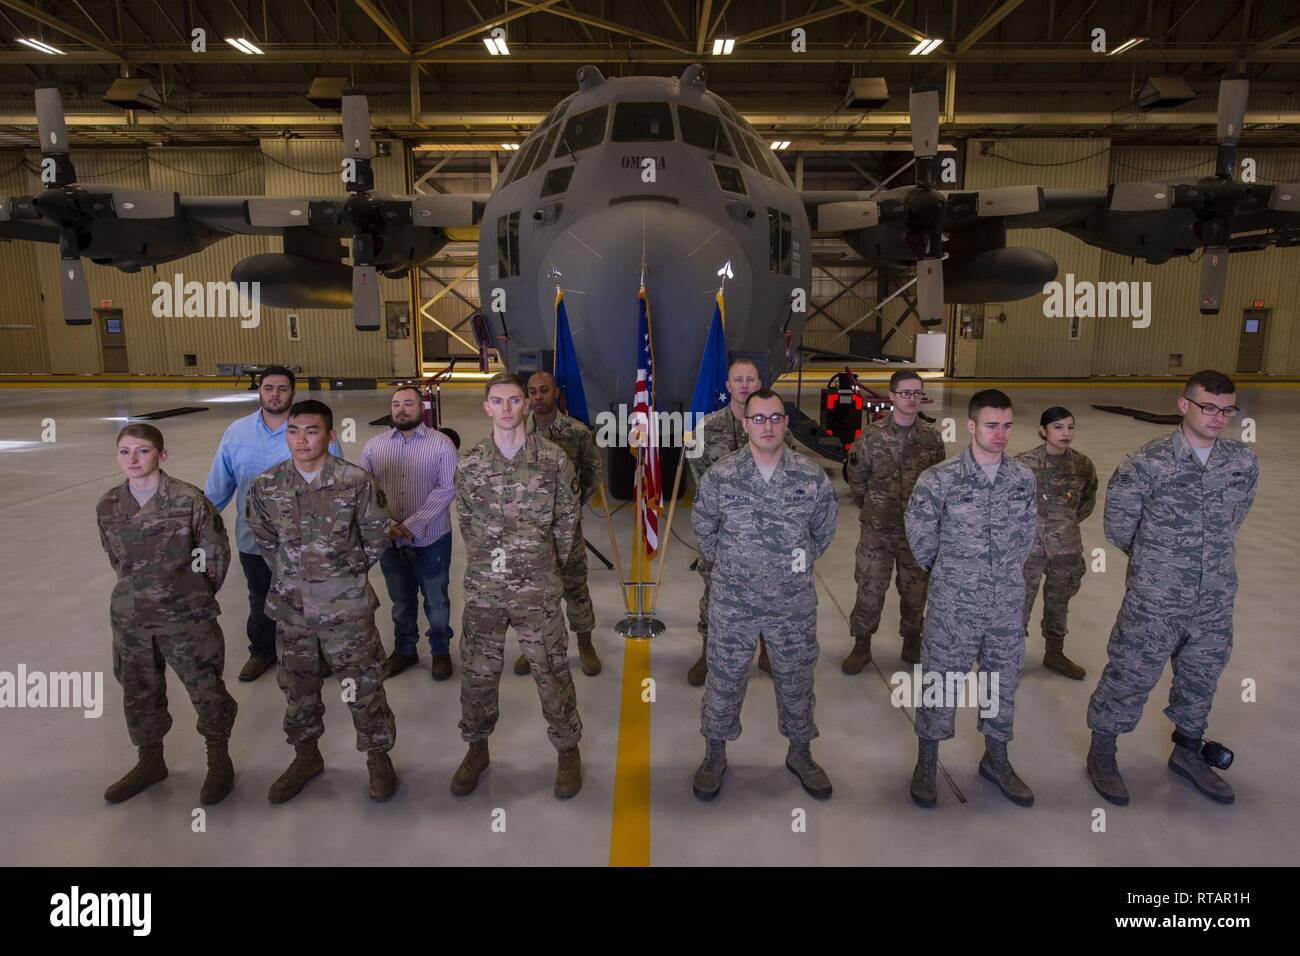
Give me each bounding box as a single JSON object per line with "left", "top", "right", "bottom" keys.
{"left": 631, "top": 285, "right": 662, "bottom": 554}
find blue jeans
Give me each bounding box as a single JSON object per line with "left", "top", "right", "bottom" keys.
{"left": 239, "top": 551, "right": 277, "bottom": 659}
{"left": 379, "top": 533, "right": 454, "bottom": 656}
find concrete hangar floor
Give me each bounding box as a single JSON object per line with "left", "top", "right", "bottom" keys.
{"left": 0, "top": 380, "right": 1295, "bottom": 867}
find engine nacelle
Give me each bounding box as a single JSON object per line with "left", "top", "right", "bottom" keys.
{"left": 945, "top": 247, "right": 1059, "bottom": 302}
{"left": 232, "top": 254, "right": 352, "bottom": 308}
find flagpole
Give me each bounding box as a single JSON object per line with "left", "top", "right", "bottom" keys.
{"left": 632, "top": 442, "right": 644, "bottom": 616}
{"left": 650, "top": 449, "right": 686, "bottom": 607}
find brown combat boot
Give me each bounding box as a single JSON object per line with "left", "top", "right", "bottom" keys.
{"left": 268, "top": 741, "right": 324, "bottom": 804}
{"left": 367, "top": 750, "right": 397, "bottom": 801}
{"left": 979, "top": 738, "right": 1034, "bottom": 807}
{"left": 450, "top": 740, "right": 489, "bottom": 796}
{"left": 841, "top": 636, "right": 872, "bottom": 675}
{"left": 910, "top": 739, "right": 939, "bottom": 808}
{"left": 757, "top": 636, "right": 772, "bottom": 675}
{"left": 1087, "top": 731, "right": 1130, "bottom": 806}
{"left": 901, "top": 634, "right": 922, "bottom": 665}
{"left": 104, "top": 743, "right": 167, "bottom": 803}
{"left": 1044, "top": 638, "right": 1086, "bottom": 680}
{"left": 555, "top": 746, "right": 582, "bottom": 799}
{"left": 687, "top": 643, "right": 708, "bottom": 686}
{"left": 199, "top": 738, "right": 235, "bottom": 805}
{"left": 575, "top": 632, "right": 602, "bottom": 676}
{"left": 514, "top": 654, "right": 531, "bottom": 676}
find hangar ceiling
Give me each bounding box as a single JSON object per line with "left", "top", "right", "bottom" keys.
{"left": 0, "top": 0, "right": 1298, "bottom": 152}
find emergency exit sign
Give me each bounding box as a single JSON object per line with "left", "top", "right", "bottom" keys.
{"left": 99, "top": 299, "right": 112, "bottom": 308}
{"left": 1252, "top": 299, "right": 1265, "bottom": 308}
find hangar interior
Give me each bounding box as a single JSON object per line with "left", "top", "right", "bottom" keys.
{"left": 0, "top": 1, "right": 1297, "bottom": 867}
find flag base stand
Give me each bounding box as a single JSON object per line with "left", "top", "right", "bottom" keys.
{"left": 616, "top": 613, "right": 665, "bottom": 639}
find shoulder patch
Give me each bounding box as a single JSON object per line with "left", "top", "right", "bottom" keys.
{"left": 375, "top": 487, "right": 388, "bottom": 510}
{"left": 213, "top": 512, "right": 225, "bottom": 534}
{"left": 849, "top": 451, "right": 858, "bottom": 466}
{"left": 570, "top": 476, "right": 580, "bottom": 495}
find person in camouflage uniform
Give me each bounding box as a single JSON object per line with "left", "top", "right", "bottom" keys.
{"left": 843, "top": 370, "right": 946, "bottom": 674}
{"left": 905, "top": 389, "right": 1038, "bottom": 809}
{"left": 97, "top": 424, "right": 238, "bottom": 806}
{"left": 1086, "top": 370, "right": 1258, "bottom": 807}
{"left": 247, "top": 400, "right": 398, "bottom": 804}
{"left": 1016, "top": 406, "right": 1098, "bottom": 681}
{"left": 510, "top": 370, "right": 603, "bottom": 677}
{"left": 691, "top": 390, "right": 839, "bottom": 801}
{"left": 687, "top": 358, "right": 795, "bottom": 686}
{"left": 450, "top": 372, "right": 585, "bottom": 800}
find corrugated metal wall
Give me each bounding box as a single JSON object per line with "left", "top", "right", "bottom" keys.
{"left": 963, "top": 138, "right": 1112, "bottom": 377}
{"left": 0, "top": 140, "right": 416, "bottom": 377}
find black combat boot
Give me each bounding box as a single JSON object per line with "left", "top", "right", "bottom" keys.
{"left": 901, "top": 634, "right": 922, "bottom": 665}
{"left": 268, "top": 741, "right": 324, "bottom": 804}
{"left": 1044, "top": 638, "right": 1086, "bottom": 680}
{"left": 104, "top": 743, "right": 167, "bottom": 803}
{"left": 693, "top": 739, "right": 727, "bottom": 800}
{"left": 1086, "top": 731, "right": 1130, "bottom": 805}
{"left": 513, "top": 654, "right": 531, "bottom": 676}
{"left": 785, "top": 742, "right": 832, "bottom": 799}
{"left": 910, "top": 739, "right": 938, "bottom": 807}
{"left": 450, "top": 740, "right": 489, "bottom": 796}
{"left": 199, "top": 738, "right": 235, "bottom": 805}
{"left": 841, "top": 635, "right": 872, "bottom": 675}
{"left": 979, "top": 737, "right": 1034, "bottom": 807}
{"left": 367, "top": 750, "right": 397, "bottom": 801}
{"left": 687, "top": 640, "right": 708, "bottom": 687}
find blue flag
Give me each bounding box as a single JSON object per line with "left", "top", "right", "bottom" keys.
{"left": 689, "top": 290, "right": 729, "bottom": 425}
{"left": 553, "top": 287, "right": 590, "bottom": 426}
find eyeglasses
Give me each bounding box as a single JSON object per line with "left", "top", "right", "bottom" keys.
{"left": 892, "top": 389, "right": 925, "bottom": 399}
{"left": 746, "top": 413, "right": 788, "bottom": 425}
{"left": 1186, "top": 399, "right": 1239, "bottom": 418}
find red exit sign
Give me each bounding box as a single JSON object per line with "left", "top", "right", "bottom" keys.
{"left": 1251, "top": 299, "right": 1265, "bottom": 309}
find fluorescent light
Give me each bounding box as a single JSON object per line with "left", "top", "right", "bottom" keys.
{"left": 483, "top": 35, "right": 509, "bottom": 55}
{"left": 724, "top": 38, "right": 735, "bottom": 55}
{"left": 501, "top": 143, "right": 520, "bottom": 150}
{"left": 712, "top": 38, "right": 735, "bottom": 55}
{"left": 1108, "top": 36, "right": 1148, "bottom": 55}
{"left": 225, "top": 37, "right": 264, "bottom": 55}
{"left": 909, "top": 37, "right": 943, "bottom": 55}
{"left": 16, "top": 37, "right": 65, "bottom": 55}
{"left": 770, "top": 140, "right": 790, "bottom": 150}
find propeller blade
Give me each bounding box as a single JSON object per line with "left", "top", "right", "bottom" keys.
{"left": 111, "top": 189, "right": 179, "bottom": 219}
{"left": 1267, "top": 184, "right": 1300, "bottom": 212}
{"left": 915, "top": 258, "right": 944, "bottom": 325}
{"left": 1108, "top": 181, "right": 1176, "bottom": 212}
{"left": 59, "top": 255, "right": 92, "bottom": 326}
{"left": 352, "top": 265, "right": 380, "bottom": 331}
{"left": 246, "top": 198, "right": 311, "bottom": 227}
{"left": 341, "top": 90, "right": 371, "bottom": 162}
{"left": 813, "top": 200, "right": 880, "bottom": 232}
{"left": 976, "top": 185, "right": 1043, "bottom": 217}
{"left": 34, "top": 85, "right": 70, "bottom": 157}
{"left": 909, "top": 86, "right": 940, "bottom": 159}
{"left": 1216, "top": 74, "right": 1249, "bottom": 147}
{"left": 410, "top": 194, "right": 480, "bottom": 228}
{"left": 1198, "top": 247, "right": 1229, "bottom": 315}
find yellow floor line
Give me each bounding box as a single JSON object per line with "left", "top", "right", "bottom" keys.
{"left": 608, "top": 636, "right": 651, "bottom": 867}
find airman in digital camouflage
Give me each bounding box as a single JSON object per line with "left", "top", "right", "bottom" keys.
{"left": 97, "top": 424, "right": 238, "bottom": 805}
{"left": 843, "top": 370, "right": 945, "bottom": 674}
{"left": 687, "top": 358, "right": 795, "bottom": 686}
{"left": 1086, "top": 370, "right": 1258, "bottom": 807}
{"left": 1016, "top": 406, "right": 1098, "bottom": 680}
{"left": 450, "top": 372, "right": 585, "bottom": 800}
{"left": 247, "top": 399, "right": 398, "bottom": 804}
{"left": 905, "top": 389, "right": 1038, "bottom": 809}
{"left": 511, "top": 370, "right": 603, "bottom": 677}
{"left": 691, "top": 389, "right": 839, "bottom": 801}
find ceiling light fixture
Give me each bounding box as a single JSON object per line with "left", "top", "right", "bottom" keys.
{"left": 909, "top": 37, "right": 943, "bottom": 56}
{"left": 483, "top": 35, "right": 509, "bottom": 55}
{"left": 711, "top": 38, "right": 736, "bottom": 55}
{"left": 501, "top": 143, "right": 520, "bottom": 150}
{"left": 770, "top": 140, "right": 790, "bottom": 150}
{"left": 224, "top": 37, "right": 264, "bottom": 55}
{"left": 1108, "top": 36, "right": 1148, "bottom": 56}
{"left": 16, "top": 37, "right": 65, "bottom": 55}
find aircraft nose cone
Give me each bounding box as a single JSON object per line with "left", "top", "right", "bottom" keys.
{"left": 539, "top": 200, "right": 749, "bottom": 417}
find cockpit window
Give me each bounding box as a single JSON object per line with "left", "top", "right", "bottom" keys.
{"left": 611, "top": 102, "right": 675, "bottom": 142}
{"left": 505, "top": 135, "right": 544, "bottom": 186}
{"left": 558, "top": 105, "right": 608, "bottom": 155}
{"left": 539, "top": 101, "right": 566, "bottom": 130}
{"left": 678, "top": 105, "right": 733, "bottom": 156}
{"left": 748, "top": 134, "right": 782, "bottom": 181}
{"left": 541, "top": 165, "right": 575, "bottom": 198}
{"left": 714, "top": 164, "right": 746, "bottom": 195}
{"left": 533, "top": 123, "right": 560, "bottom": 171}
{"left": 726, "top": 120, "right": 757, "bottom": 170}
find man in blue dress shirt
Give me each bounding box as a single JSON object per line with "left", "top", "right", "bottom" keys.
{"left": 205, "top": 366, "right": 340, "bottom": 681}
